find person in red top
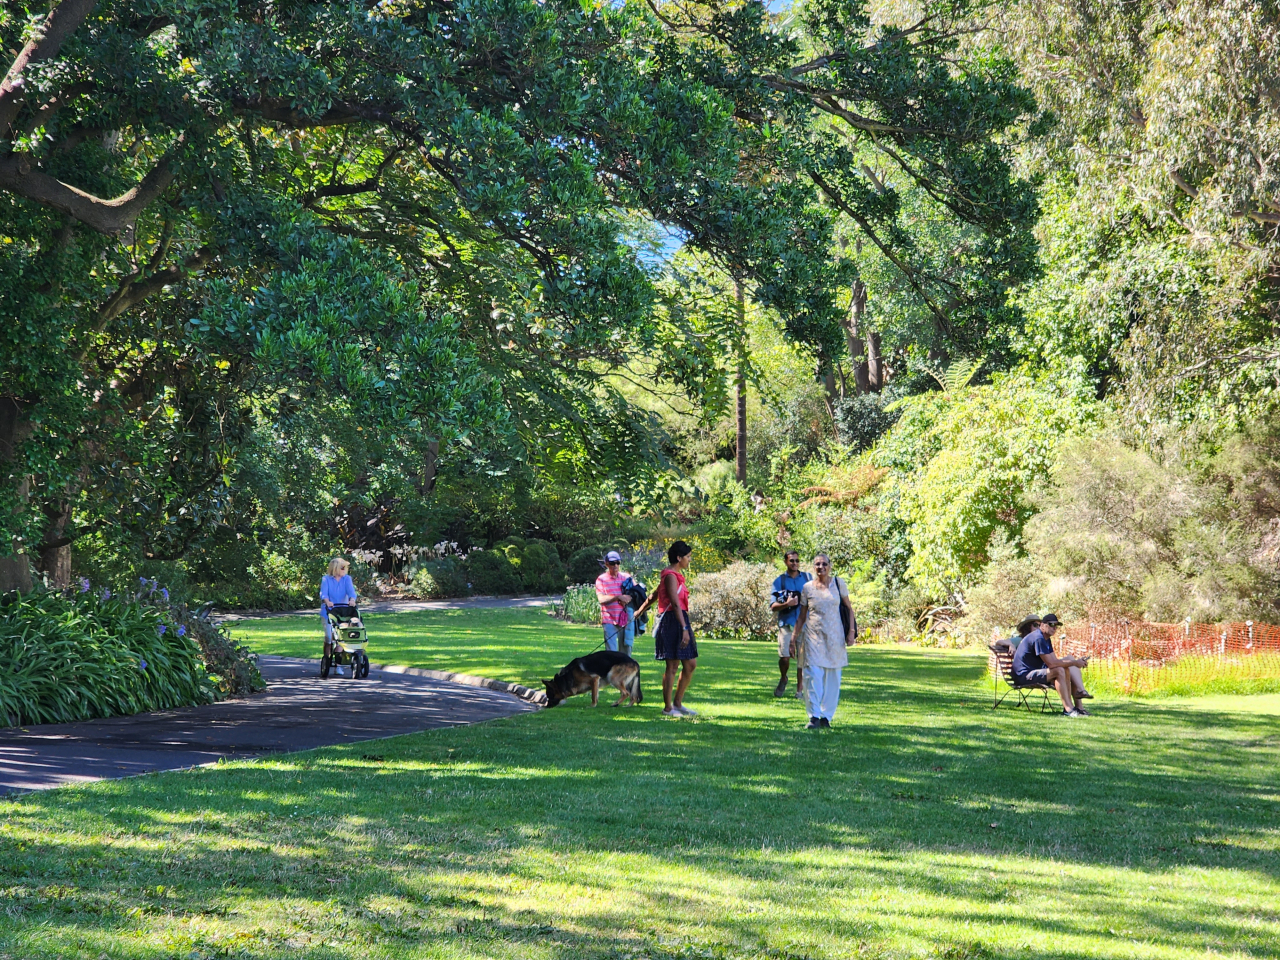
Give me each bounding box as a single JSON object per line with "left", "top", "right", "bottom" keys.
{"left": 594, "top": 550, "right": 635, "bottom": 657}
{"left": 634, "top": 540, "right": 696, "bottom": 717}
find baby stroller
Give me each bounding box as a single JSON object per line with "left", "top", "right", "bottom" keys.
{"left": 321, "top": 604, "right": 370, "bottom": 679}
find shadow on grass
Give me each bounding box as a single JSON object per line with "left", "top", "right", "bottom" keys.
{"left": 3, "top": 646, "right": 1278, "bottom": 959}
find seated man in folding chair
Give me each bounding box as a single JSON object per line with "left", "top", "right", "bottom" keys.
{"left": 1012, "top": 614, "right": 1094, "bottom": 717}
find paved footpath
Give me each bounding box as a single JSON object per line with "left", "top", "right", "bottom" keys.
{"left": 0, "top": 656, "right": 537, "bottom": 796}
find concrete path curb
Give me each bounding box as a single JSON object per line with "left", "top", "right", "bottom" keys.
{"left": 289, "top": 656, "right": 550, "bottom": 706}
{"left": 374, "top": 663, "right": 550, "bottom": 706}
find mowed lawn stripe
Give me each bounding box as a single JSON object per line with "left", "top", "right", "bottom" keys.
{"left": 0, "top": 608, "right": 1276, "bottom": 959}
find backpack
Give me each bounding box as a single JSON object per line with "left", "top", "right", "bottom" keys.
{"left": 835, "top": 576, "right": 858, "bottom": 640}
{"left": 622, "top": 577, "right": 649, "bottom": 634}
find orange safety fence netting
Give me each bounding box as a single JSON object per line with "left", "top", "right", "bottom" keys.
{"left": 996, "top": 620, "right": 1280, "bottom": 695}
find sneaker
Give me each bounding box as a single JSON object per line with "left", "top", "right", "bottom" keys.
{"left": 796, "top": 687, "right": 805, "bottom": 701}
{"left": 773, "top": 679, "right": 788, "bottom": 698}
{"left": 335, "top": 665, "right": 346, "bottom": 677}
{"left": 676, "top": 705, "right": 698, "bottom": 716}
{"left": 820, "top": 717, "right": 831, "bottom": 728}
{"left": 662, "top": 707, "right": 681, "bottom": 717}
{"left": 1074, "top": 707, "right": 1092, "bottom": 716}
{"left": 805, "top": 717, "right": 821, "bottom": 729}
{"left": 1060, "top": 708, "right": 1082, "bottom": 717}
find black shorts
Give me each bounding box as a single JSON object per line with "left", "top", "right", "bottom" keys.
{"left": 654, "top": 611, "right": 697, "bottom": 661}
{"left": 1016, "top": 668, "right": 1051, "bottom": 686}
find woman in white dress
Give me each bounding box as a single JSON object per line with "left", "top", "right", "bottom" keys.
{"left": 791, "top": 553, "right": 855, "bottom": 729}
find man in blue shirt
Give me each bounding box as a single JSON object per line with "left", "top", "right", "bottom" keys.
{"left": 1012, "top": 614, "right": 1092, "bottom": 716}
{"left": 770, "top": 551, "right": 811, "bottom": 698}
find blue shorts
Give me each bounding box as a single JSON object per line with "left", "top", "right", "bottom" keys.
{"left": 603, "top": 619, "right": 635, "bottom": 653}
{"left": 1016, "top": 668, "right": 1051, "bottom": 686}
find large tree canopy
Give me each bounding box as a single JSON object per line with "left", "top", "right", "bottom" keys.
{"left": 649, "top": 0, "right": 1042, "bottom": 376}
{"left": 0, "top": 0, "right": 1044, "bottom": 583}
{"left": 0, "top": 0, "right": 851, "bottom": 577}
{"left": 1002, "top": 0, "right": 1280, "bottom": 415}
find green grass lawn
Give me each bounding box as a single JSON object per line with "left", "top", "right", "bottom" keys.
{"left": 2, "top": 608, "right": 1278, "bottom": 959}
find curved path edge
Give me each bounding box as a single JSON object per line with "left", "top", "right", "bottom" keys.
{"left": 0, "top": 656, "right": 541, "bottom": 796}
{"left": 288, "top": 655, "right": 550, "bottom": 706}
{"left": 374, "top": 663, "right": 550, "bottom": 705}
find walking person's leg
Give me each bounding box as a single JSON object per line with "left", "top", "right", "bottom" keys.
{"left": 795, "top": 640, "right": 806, "bottom": 697}
{"left": 819, "top": 666, "right": 842, "bottom": 724}
{"left": 776, "top": 628, "right": 791, "bottom": 696}
{"left": 663, "top": 659, "right": 679, "bottom": 711}
{"left": 674, "top": 658, "right": 696, "bottom": 710}
{"left": 603, "top": 623, "right": 619, "bottom": 652}
{"left": 804, "top": 661, "right": 824, "bottom": 726}
{"left": 621, "top": 618, "right": 635, "bottom": 659}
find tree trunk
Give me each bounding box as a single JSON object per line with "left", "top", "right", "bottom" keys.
{"left": 846, "top": 281, "right": 871, "bottom": 394}
{"left": 421, "top": 438, "right": 440, "bottom": 495}
{"left": 734, "top": 280, "right": 747, "bottom": 484}
{"left": 867, "top": 330, "right": 884, "bottom": 393}
{"left": 818, "top": 362, "right": 838, "bottom": 421}
{"left": 0, "top": 397, "right": 33, "bottom": 594}
{"left": 38, "top": 502, "right": 73, "bottom": 588}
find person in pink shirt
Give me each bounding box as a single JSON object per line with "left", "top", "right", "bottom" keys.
{"left": 594, "top": 550, "right": 635, "bottom": 657}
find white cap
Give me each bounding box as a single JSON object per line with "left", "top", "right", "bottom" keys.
{"left": 605, "top": 551, "right": 622, "bottom": 563}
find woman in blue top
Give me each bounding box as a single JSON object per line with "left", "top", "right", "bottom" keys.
{"left": 320, "top": 557, "right": 357, "bottom": 655}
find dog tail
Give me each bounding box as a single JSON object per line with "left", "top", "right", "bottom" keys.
{"left": 630, "top": 665, "right": 642, "bottom": 704}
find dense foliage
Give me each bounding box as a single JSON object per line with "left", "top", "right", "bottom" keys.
{"left": 1, "top": 0, "right": 1278, "bottom": 646}
{"left": 0, "top": 579, "right": 261, "bottom": 725}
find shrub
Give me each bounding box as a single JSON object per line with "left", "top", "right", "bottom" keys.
{"left": 551, "top": 583, "right": 602, "bottom": 625}
{"left": 833, "top": 393, "right": 901, "bottom": 452}
{"left": 181, "top": 603, "right": 266, "bottom": 698}
{"left": 189, "top": 579, "right": 314, "bottom": 612}
{"left": 887, "top": 373, "right": 1096, "bottom": 597}
{"left": 960, "top": 530, "right": 1047, "bottom": 639}
{"left": 498, "top": 538, "right": 567, "bottom": 593}
{"left": 465, "top": 549, "right": 522, "bottom": 595}
{"left": 689, "top": 561, "right": 776, "bottom": 640}
{"left": 1025, "top": 436, "right": 1273, "bottom": 622}
{"left": 567, "top": 546, "right": 606, "bottom": 585}
{"left": 0, "top": 585, "right": 223, "bottom": 726}
{"left": 696, "top": 472, "right": 781, "bottom": 557}
{"left": 617, "top": 543, "right": 667, "bottom": 589}
{"left": 566, "top": 541, "right": 629, "bottom": 585}
{"left": 410, "top": 558, "right": 470, "bottom": 599}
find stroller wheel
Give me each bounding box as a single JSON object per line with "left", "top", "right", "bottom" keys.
{"left": 359, "top": 653, "right": 370, "bottom": 679}
{"left": 320, "top": 654, "right": 331, "bottom": 679}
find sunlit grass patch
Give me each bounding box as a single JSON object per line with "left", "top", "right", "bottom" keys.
{"left": 2, "top": 609, "right": 1278, "bottom": 958}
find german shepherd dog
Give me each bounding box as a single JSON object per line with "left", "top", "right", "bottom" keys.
{"left": 541, "top": 651, "right": 643, "bottom": 707}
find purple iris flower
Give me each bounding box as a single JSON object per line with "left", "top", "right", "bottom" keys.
{"left": 158, "top": 623, "right": 167, "bottom": 635}
{"left": 139, "top": 659, "right": 148, "bottom": 671}
{"left": 176, "top": 625, "right": 186, "bottom": 637}
{"left": 161, "top": 588, "right": 169, "bottom": 601}
{"left": 102, "top": 588, "right": 111, "bottom": 601}
{"left": 79, "top": 578, "right": 90, "bottom": 592}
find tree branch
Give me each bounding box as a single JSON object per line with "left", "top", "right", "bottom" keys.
{"left": 0, "top": 0, "right": 99, "bottom": 140}
{"left": 809, "top": 168, "right": 954, "bottom": 335}
{"left": 0, "top": 151, "right": 176, "bottom": 233}
{"left": 1169, "top": 169, "right": 1199, "bottom": 199}
{"left": 231, "top": 95, "right": 399, "bottom": 128}
{"left": 92, "top": 245, "right": 216, "bottom": 333}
